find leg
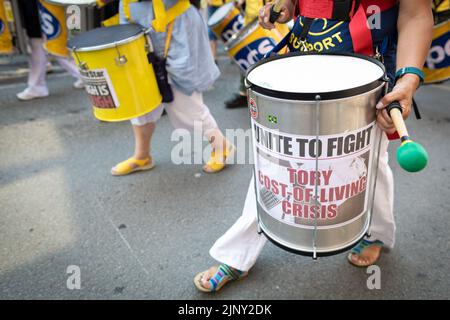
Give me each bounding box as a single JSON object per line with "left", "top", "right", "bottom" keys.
{"left": 367, "top": 134, "right": 395, "bottom": 248}
{"left": 348, "top": 134, "right": 395, "bottom": 266}
{"left": 225, "top": 74, "right": 248, "bottom": 109}
{"left": 194, "top": 177, "right": 267, "bottom": 292}
{"left": 17, "top": 37, "right": 49, "bottom": 100}
{"left": 54, "top": 56, "right": 84, "bottom": 88}
{"left": 210, "top": 177, "right": 267, "bottom": 271}
{"left": 111, "top": 107, "right": 163, "bottom": 175}
{"left": 132, "top": 122, "right": 156, "bottom": 160}
{"left": 54, "top": 56, "right": 81, "bottom": 80}
{"left": 164, "top": 88, "right": 233, "bottom": 173}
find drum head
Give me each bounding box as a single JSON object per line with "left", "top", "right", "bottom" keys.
{"left": 68, "top": 24, "right": 143, "bottom": 51}
{"left": 45, "top": 0, "right": 97, "bottom": 5}
{"left": 246, "top": 52, "right": 386, "bottom": 100}
{"left": 207, "top": 3, "right": 235, "bottom": 26}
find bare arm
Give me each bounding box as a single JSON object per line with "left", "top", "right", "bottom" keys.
{"left": 376, "top": 0, "right": 434, "bottom": 133}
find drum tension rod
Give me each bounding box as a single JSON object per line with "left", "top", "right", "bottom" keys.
{"left": 114, "top": 43, "right": 128, "bottom": 66}
{"left": 73, "top": 49, "right": 88, "bottom": 70}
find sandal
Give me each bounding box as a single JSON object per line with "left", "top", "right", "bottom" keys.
{"left": 347, "top": 239, "right": 384, "bottom": 267}
{"left": 203, "top": 142, "right": 235, "bottom": 173}
{"left": 111, "top": 157, "right": 154, "bottom": 176}
{"left": 194, "top": 264, "right": 247, "bottom": 293}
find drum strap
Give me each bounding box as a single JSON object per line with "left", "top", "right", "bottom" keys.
{"left": 164, "top": 21, "right": 174, "bottom": 57}
{"left": 152, "top": 0, "right": 191, "bottom": 32}
{"left": 297, "top": 0, "right": 398, "bottom": 56}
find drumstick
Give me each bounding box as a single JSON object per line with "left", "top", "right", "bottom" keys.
{"left": 386, "top": 101, "right": 428, "bottom": 172}
{"left": 269, "top": 0, "right": 285, "bottom": 23}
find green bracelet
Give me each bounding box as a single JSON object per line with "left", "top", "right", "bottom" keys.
{"left": 395, "top": 67, "right": 425, "bottom": 85}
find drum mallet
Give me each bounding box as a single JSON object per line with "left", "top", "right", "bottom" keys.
{"left": 386, "top": 101, "right": 428, "bottom": 172}
{"left": 269, "top": 0, "right": 285, "bottom": 23}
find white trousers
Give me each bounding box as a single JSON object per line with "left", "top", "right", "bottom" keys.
{"left": 210, "top": 134, "right": 395, "bottom": 272}
{"left": 26, "top": 38, "right": 80, "bottom": 95}
{"left": 130, "top": 87, "right": 218, "bottom": 139}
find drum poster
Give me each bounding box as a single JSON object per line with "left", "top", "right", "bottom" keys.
{"left": 251, "top": 120, "right": 377, "bottom": 228}
{"left": 80, "top": 68, "right": 119, "bottom": 109}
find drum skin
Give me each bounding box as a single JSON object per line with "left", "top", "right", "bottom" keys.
{"left": 208, "top": 3, "right": 244, "bottom": 43}
{"left": 70, "top": 31, "right": 162, "bottom": 122}
{"left": 38, "top": 0, "right": 70, "bottom": 57}
{"left": 0, "top": 0, "right": 14, "bottom": 54}
{"left": 245, "top": 53, "right": 386, "bottom": 256}
{"left": 226, "top": 20, "right": 289, "bottom": 71}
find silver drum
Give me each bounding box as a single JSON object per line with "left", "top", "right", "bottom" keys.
{"left": 245, "top": 52, "right": 388, "bottom": 257}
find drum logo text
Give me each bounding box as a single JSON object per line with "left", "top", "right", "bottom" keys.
{"left": 249, "top": 98, "right": 258, "bottom": 119}
{"left": 234, "top": 38, "right": 276, "bottom": 70}
{"left": 253, "top": 121, "right": 375, "bottom": 226}
{"left": 80, "top": 69, "right": 119, "bottom": 109}
{"left": 38, "top": 3, "right": 61, "bottom": 40}
{"left": 221, "top": 15, "right": 244, "bottom": 42}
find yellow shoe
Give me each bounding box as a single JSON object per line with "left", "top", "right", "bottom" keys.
{"left": 111, "top": 157, "right": 154, "bottom": 176}
{"left": 203, "top": 142, "right": 235, "bottom": 173}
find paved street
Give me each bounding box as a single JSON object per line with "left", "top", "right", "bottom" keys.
{"left": 0, "top": 52, "right": 449, "bottom": 300}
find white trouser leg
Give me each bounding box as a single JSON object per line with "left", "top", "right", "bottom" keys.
{"left": 129, "top": 87, "right": 218, "bottom": 135}
{"left": 164, "top": 87, "right": 218, "bottom": 139}
{"left": 209, "top": 176, "right": 267, "bottom": 272}
{"left": 27, "top": 38, "right": 48, "bottom": 95}
{"left": 367, "top": 134, "right": 396, "bottom": 249}
{"left": 54, "top": 56, "right": 81, "bottom": 80}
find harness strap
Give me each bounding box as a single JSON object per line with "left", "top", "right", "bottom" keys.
{"left": 297, "top": 0, "right": 398, "bottom": 56}
{"left": 152, "top": 0, "right": 191, "bottom": 32}
{"left": 349, "top": 4, "right": 373, "bottom": 55}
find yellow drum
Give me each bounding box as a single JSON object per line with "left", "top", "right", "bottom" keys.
{"left": 68, "top": 23, "right": 162, "bottom": 121}
{"left": 38, "top": 0, "right": 70, "bottom": 57}
{"left": 207, "top": 2, "right": 244, "bottom": 43}
{"left": 226, "top": 19, "right": 289, "bottom": 71}
{"left": 0, "top": 0, "right": 13, "bottom": 54}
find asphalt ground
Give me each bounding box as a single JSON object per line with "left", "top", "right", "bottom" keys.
{"left": 0, "top": 52, "right": 449, "bottom": 299}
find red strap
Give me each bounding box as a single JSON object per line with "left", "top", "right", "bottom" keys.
{"left": 361, "top": 0, "right": 398, "bottom": 13}
{"left": 297, "top": 0, "right": 398, "bottom": 19}
{"left": 386, "top": 132, "right": 400, "bottom": 140}
{"left": 299, "top": 0, "right": 333, "bottom": 19}
{"left": 349, "top": 4, "right": 373, "bottom": 56}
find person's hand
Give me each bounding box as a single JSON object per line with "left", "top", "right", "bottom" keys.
{"left": 375, "top": 74, "right": 420, "bottom": 134}
{"left": 258, "top": 2, "right": 293, "bottom": 30}
{"left": 235, "top": 0, "right": 245, "bottom": 10}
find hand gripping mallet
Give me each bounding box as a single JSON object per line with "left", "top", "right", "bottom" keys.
{"left": 269, "top": 0, "right": 285, "bottom": 23}
{"left": 386, "top": 101, "right": 429, "bottom": 172}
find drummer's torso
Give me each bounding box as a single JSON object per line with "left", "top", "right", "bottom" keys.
{"left": 287, "top": 5, "right": 399, "bottom": 54}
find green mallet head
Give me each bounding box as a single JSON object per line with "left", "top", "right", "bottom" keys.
{"left": 397, "top": 141, "right": 428, "bottom": 172}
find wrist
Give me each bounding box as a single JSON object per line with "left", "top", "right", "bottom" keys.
{"left": 395, "top": 66, "right": 424, "bottom": 87}
{"left": 396, "top": 73, "right": 421, "bottom": 90}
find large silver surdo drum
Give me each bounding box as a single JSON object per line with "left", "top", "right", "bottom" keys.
{"left": 245, "top": 52, "right": 388, "bottom": 257}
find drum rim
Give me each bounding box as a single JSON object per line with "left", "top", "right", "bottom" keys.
{"left": 245, "top": 51, "right": 388, "bottom": 101}
{"left": 207, "top": 2, "right": 235, "bottom": 27}
{"left": 44, "top": 0, "right": 97, "bottom": 6}
{"left": 224, "top": 18, "right": 259, "bottom": 51}
{"left": 260, "top": 226, "right": 367, "bottom": 257}
{"left": 68, "top": 25, "right": 145, "bottom": 52}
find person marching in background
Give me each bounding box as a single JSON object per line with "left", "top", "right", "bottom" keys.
{"left": 194, "top": 0, "right": 433, "bottom": 292}
{"left": 224, "top": 0, "right": 267, "bottom": 109}
{"left": 110, "top": 0, "right": 234, "bottom": 176}
{"left": 16, "top": 0, "right": 83, "bottom": 101}
{"left": 207, "top": 0, "right": 233, "bottom": 62}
